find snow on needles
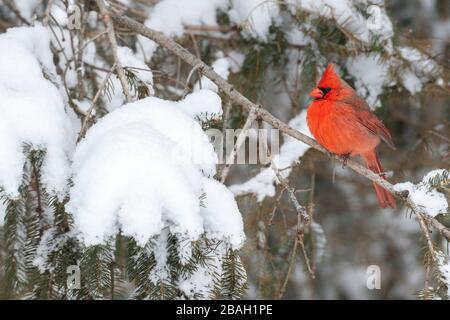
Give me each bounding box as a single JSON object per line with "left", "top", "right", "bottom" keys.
{"left": 117, "top": 46, "right": 154, "bottom": 96}
{"left": 180, "top": 88, "right": 223, "bottom": 120}
{"left": 394, "top": 169, "right": 449, "bottom": 218}
{"left": 286, "top": 0, "right": 371, "bottom": 42}
{"left": 0, "top": 26, "right": 74, "bottom": 198}
{"left": 346, "top": 53, "right": 391, "bottom": 108}
{"left": 139, "top": 0, "right": 228, "bottom": 59}
{"left": 138, "top": 0, "right": 278, "bottom": 59}
{"left": 68, "top": 90, "right": 245, "bottom": 248}
{"left": 228, "top": 0, "right": 279, "bottom": 40}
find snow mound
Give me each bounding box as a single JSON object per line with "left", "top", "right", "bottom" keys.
{"left": 180, "top": 89, "right": 223, "bottom": 121}
{"left": 201, "top": 177, "right": 245, "bottom": 248}
{"left": 67, "top": 122, "right": 205, "bottom": 246}
{"left": 0, "top": 26, "right": 74, "bottom": 197}
{"left": 68, "top": 92, "right": 244, "bottom": 248}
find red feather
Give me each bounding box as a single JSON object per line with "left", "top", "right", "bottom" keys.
{"left": 307, "top": 63, "right": 396, "bottom": 209}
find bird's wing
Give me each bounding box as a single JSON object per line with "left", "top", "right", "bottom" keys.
{"left": 337, "top": 101, "right": 396, "bottom": 150}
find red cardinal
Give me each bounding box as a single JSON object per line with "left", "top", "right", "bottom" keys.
{"left": 306, "top": 63, "right": 396, "bottom": 208}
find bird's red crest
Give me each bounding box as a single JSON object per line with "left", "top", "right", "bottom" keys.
{"left": 317, "top": 63, "right": 342, "bottom": 89}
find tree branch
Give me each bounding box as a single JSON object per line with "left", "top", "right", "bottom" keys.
{"left": 96, "top": 0, "right": 132, "bottom": 103}
{"left": 110, "top": 13, "right": 450, "bottom": 243}
{"left": 77, "top": 63, "right": 116, "bottom": 143}
{"left": 220, "top": 108, "right": 257, "bottom": 183}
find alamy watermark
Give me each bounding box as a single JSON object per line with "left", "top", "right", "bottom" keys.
{"left": 67, "top": 265, "right": 81, "bottom": 290}
{"left": 366, "top": 265, "right": 381, "bottom": 290}
{"left": 207, "top": 128, "right": 280, "bottom": 165}
{"left": 366, "top": 5, "right": 384, "bottom": 31}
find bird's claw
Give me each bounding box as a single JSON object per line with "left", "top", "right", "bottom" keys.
{"left": 325, "top": 151, "right": 350, "bottom": 168}
{"left": 340, "top": 153, "right": 351, "bottom": 169}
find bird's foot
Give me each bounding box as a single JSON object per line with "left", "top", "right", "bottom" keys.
{"left": 340, "top": 153, "right": 351, "bottom": 169}
{"left": 326, "top": 151, "right": 335, "bottom": 159}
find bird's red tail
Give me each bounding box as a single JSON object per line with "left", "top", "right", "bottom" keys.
{"left": 362, "top": 151, "right": 396, "bottom": 209}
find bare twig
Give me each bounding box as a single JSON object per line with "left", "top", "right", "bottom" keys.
{"left": 96, "top": 0, "right": 132, "bottom": 103}
{"left": 272, "top": 162, "right": 310, "bottom": 227}
{"left": 277, "top": 236, "right": 298, "bottom": 299}
{"left": 272, "top": 161, "right": 315, "bottom": 280}
{"left": 4, "top": 0, "right": 31, "bottom": 25}
{"left": 188, "top": 32, "right": 202, "bottom": 89}
{"left": 267, "top": 188, "right": 285, "bottom": 227}
{"left": 77, "top": 63, "right": 116, "bottom": 142}
{"left": 183, "top": 63, "right": 203, "bottom": 97}
{"left": 220, "top": 108, "right": 257, "bottom": 183}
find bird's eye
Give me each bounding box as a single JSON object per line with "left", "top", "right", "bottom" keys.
{"left": 319, "top": 87, "right": 331, "bottom": 95}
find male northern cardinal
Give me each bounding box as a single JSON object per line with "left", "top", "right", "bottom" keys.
{"left": 306, "top": 63, "right": 396, "bottom": 208}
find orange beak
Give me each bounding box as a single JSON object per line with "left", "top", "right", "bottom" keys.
{"left": 309, "top": 88, "right": 323, "bottom": 99}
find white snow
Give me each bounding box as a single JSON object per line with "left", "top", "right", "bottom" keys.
{"left": 0, "top": 26, "right": 75, "bottom": 198}
{"left": 440, "top": 262, "right": 450, "bottom": 298}
{"left": 230, "top": 110, "right": 312, "bottom": 201}
{"left": 432, "top": 19, "right": 450, "bottom": 54}
{"left": 178, "top": 89, "right": 223, "bottom": 121}
{"left": 0, "top": 200, "right": 5, "bottom": 226}
{"left": 12, "top": 0, "right": 41, "bottom": 21}
{"left": 228, "top": 0, "right": 279, "bottom": 40}
{"left": 138, "top": 0, "right": 228, "bottom": 59}
{"left": 399, "top": 47, "right": 439, "bottom": 77}
{"left": 436, "top": 251, "right": 450, "bottom": 299}
{"left": 178, "top": 242, "right": 226, "bottom": 298}
{"left": 201, "top": 177, "right": 245, "bottom": 248}
{"left": 286, "top": 28, "right": 313, "bottom": 47}
{"left": 287, "top": 0, "right": 370, "bottom": 43}
{"left": 286, "top": 0, "right": 394, "bottom": 45}
{"left": 227, "top": 51, "right": 246, "bottom": 73}
{"left": 346, "top": 48, "right": 438, "bottom": 101}
{"left": 178, "top": 262, "right": 216, "bottom": 298}
{"left": 346, "top": 53, "right": 390, "bottom": 108}
{"left": 49, "top": 1, "right": 69, "bottom": 27}
{"left": 138, "top": 0, "right": 280, "bottom": 60}
{"left": 149, "top": 229, "right": 170, "bottom": 284}
{"left": 365, "top": 1, "right": 394, "bottom": 42}
{"left": 73, "top": 100, "right": 91, "bottom": 113}
{"left": 68, "top": 92, "right": 243, "bottom": 248}
{"left": 32, "top": 227, "right": 74, "bottom": 273}
{"left": 394, "top": 169, "right": 449, "bottom": 218}
{"left": 400, "top": 69, "right": 422, "bottom": 94}
{"left": 397, "top": 46, "right": 440, "bottom": 94}
{"left": 194, "top": 54, "right": 230, "bottom": 93}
